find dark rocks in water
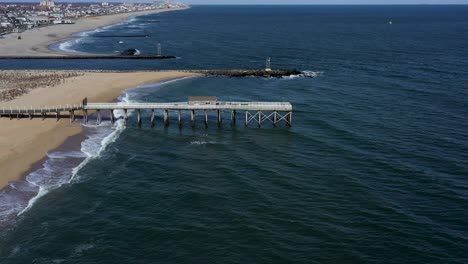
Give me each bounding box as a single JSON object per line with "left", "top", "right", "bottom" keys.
{"left": 120, "top": 49, "right": 139, "bottom": 56}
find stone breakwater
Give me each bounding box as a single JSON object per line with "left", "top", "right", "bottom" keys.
{"left": 191, "top": 69, "right": 306, "bottom": 78}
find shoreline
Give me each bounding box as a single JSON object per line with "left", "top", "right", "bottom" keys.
{"left": 0, "top": 6, "right": 188, "bottom": 56}
{"left": 0, "top": 70, "right": 199, "bottom": 228}
{"left": 0, "top": 71, "right": 199, "bottom": 191}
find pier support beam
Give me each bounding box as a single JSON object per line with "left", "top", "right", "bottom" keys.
{"left": 137, "top": 109, "right": 142, "bottom": 127}
{"left": 150, "top": 109, "right": 155, "bottom": 128}
{"left": 124, "top": 109, "right": 128, "bottom": 124}
{"left": 96, "top": 110, "right": 101, "bottom": 125}
{"left": 164, "top": 109, "right": 169, "bottom": 127}
{"left": 110, "top": 110, "right": 115, "bottom": 125}
{"left": 42, "top": 112, "right": 46, "bottom": 121}
{"left": 191, "top": 110, "right": 195, "bottom": 128}
{"left": 287, "top": 112, "right": 292, "bottom": 127}
{"left": 56, "top": 112, "right": 60, "bottom": 121}
{"left": 178, "top": 110, "right": 182, "bottom": 128}
{"left": 69, "top": 110, "right": 75, "bottom": 123}
{"left": 218, "top": 110, "right": 222, "bottom": 128}
{"left": 205, "top": 110, "right": 208, "bottom": 128}
{"left": 245, "top": 111, "right": 248, "bottom": 127}
{"left": 29, "top": 113, "right": 33, "bottom": 120}
{"left": 258, "top": 111, "right": 262, "bottom": 127}
{"left": 274, "top": 111, "right": 277, "bottom": 127}
{"left": 231, "top": 110, "right": 236, "bottom": 126}
{"left": 83, "top": 110, "right": 88, "bottom": 124}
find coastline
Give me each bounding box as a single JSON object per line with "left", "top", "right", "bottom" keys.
{"left": 0, "top": 70, "right": 199, "bottom": 190}
{"left": 0, "top": 6, "right": 188, "bottom": 56}
{"left": 0, "top": 6, "right": 195, "bottom": 227}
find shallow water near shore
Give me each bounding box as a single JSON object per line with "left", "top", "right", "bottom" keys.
{"left": 1, "top": 5, "right": 468, "bottom": 263}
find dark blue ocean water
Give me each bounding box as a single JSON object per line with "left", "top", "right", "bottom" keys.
{"left": 1, "top": 5, "right": 468, "bottom": 263}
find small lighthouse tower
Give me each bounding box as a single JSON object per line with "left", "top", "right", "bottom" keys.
{"left": 157, "top": 43, "right": 162, "bottom": 56}
{"left": 265, "top": 57, "right": 272, "bottom": 72}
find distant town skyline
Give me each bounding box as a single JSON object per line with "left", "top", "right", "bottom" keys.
{"left": 186, "top": 0, "right": 468, "bottom": 4}
{"left": 1, "top": 0, "right": 468, "bottom": 4}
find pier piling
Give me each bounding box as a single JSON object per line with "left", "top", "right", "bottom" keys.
{"left": 150, "top": 109, "right": 155, "bottom": 127}
{"left": 84, "top": 110, "right": 88, "bottom": 124}
{"left": 97, "top": 110, "right": 101, "bottom": 125}
{"left": 245, "top": 111, "right": 248, "bottom": 127}
{"left": 205, "top": 110, "right": 209, "bottom": 128}
{"left": 137, "top": 109, "right": 142, "bottom": 127}
{"left": 274, "top": 111, "right": 277, "bottom": 127}
{"left": 191, "top": 110, "right": 195, "bottom": 128}
{"left": 164, "top": 110, "right": 169, "bottom": 127}
{"left": 218, "top": 110, "right": 222, "bottom": 128}
{"left": 231, "top": 110, "right": 236, "bottom": 126}
{"left": 110, "top": 110, "right": 115, "bottom": 124}
{"left": 178, "top": 110, "right": 182, "bottom": 128}
{"left": 258, "top": 111, "right": 262, "bottom": 127}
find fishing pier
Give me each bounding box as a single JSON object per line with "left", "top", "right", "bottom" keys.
{"left": 0, "top": 97, "right": 293, "bottom": 127}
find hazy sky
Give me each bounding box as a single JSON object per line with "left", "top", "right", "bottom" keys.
{"left": 184, "top": 0, "right": 468, "bottom": 3}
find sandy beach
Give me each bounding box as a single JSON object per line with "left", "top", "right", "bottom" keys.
{"left": 0, "top": 6, "right": 193, "bottom": 189}
{"left": 0, "top": 70, "right": 198, "bottom": 189}
{"left": 0, "top": 7, "right": 186, "bottom": 56}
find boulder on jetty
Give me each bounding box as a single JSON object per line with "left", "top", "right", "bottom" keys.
{"left": 120, "top": 49, "right": 140, "bottom": 56}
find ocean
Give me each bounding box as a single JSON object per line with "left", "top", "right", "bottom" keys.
{"left": 1, "top": 5, "right": 468, "bottom": 263}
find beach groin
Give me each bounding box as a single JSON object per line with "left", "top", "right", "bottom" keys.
{"left": 0, "top": 55, "right": 176, "bottom": 60}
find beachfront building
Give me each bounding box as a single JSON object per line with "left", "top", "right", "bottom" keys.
{"left": 39, "top": 1, "right": 55, "bottom": 8}
{"left": 0, "top": 22, "right": 13, "bottom": 28}
{"left": 0, "top": 1, "right": 187, "bottom": 34}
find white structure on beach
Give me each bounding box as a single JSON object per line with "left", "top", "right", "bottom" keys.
{"left": 39, "top": 0, "right": 55, "bottom": 8}
{"left": 265, "top": 57, "right": 272, "bottom": 72}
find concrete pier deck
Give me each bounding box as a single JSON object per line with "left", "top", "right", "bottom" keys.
{"left": 0, "top": 99, "right": 293, "bottom": 127}
{"left": 85, "top": 101, "right": 292, "bottom": 111}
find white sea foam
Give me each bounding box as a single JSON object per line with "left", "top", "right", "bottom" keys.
{"left": 57, "top": 39, "right": 82, "bottom": 53}
{"left": 282, "top": 70, "right": 324, "bottom": 79}
{"left": 18, "top": 114, "right": 127, "bottom": 217}
{"left": 1, "top": 77, "right": 190, "bottom": 227}
{"left": 190, "top": 140, "right": 215, "bottom": 145}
